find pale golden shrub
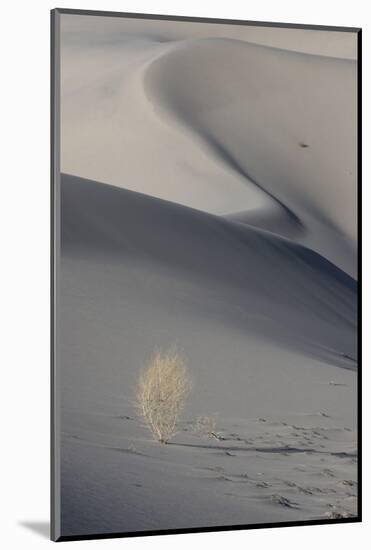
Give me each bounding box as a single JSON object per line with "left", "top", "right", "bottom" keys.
{"left": 136, "top": 349, "right": 191, "bottom": 443}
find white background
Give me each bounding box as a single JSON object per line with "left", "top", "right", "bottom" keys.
{"left": 1, "top": 0, "right": 368, "bottom": 548}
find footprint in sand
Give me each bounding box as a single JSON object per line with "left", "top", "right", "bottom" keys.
{"left": 325, "top": 510, "right": 353, "bottom": 519}
{"left": 271, "top": 495, "right": 299, "bottom": 508}
{"left": 340, "top": 479, "right": 356, "bottom": 487}
{"left": 320, "top": 468, "right": 336, "bottom": 478}
{"left": 283, "top": 480, "right": 296, "bottom": 488}
{"left": 256, "top": 481, "right": 271, "bottom": 488}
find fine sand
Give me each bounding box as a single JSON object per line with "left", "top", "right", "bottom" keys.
{"left": 57, "top": 17, "right": 358, "bottom": 538}
{"left": 59, "top": 175, "right": 357, "bottom": 536}
{"left": 61, "top": 27, "right": 357, "bottom": 276}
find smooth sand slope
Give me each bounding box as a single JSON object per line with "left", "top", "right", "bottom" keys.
{"left": 61, "top": 35, "right": 357, "bottom": 276}
{"left": 59, "top": 175, "right": 357, "bottom": 536}
{"left": 61, "top": 15, "right": 357, "bottom": 60}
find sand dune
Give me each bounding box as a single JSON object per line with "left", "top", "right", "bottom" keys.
{"left": 57, "top": 19, "right": 358, "bottom": 537}
{"left": 59, "top": 174, "right": 357, "bottom": 536}
{"left": 62, "top": 174, "right": 357, "bottom": 369}
{"left": 225, "top": 204, "right": 305, "bottom": 240}
{"left": 144, "top": 38, "right": 357, "bottom": 274}
{"left": 61, "top": 35, "right": 357, "bottom": 276}
{"left": 61, "top": 15, "right": 357, "bottom": 60}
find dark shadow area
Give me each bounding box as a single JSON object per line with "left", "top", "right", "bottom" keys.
{"left": 169, "top": 442, "right": 356, "bottom": 459}
{"left": 60, "top": 174, "right": 357, "bottom": 372}
{"left": 169, "top": 441, "right": 313, "bottom": 454}
{"left": 19, "top": 521, "right": 49, "bottom": 539}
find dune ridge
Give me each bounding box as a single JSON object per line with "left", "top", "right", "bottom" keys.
{"left": 142, "top": 37, "right": 357, "bottom": 275}
{"left": 59, "top": 174, "right": 358, "bottom": 535}
{"left": 61, "top": 35, "right": 357, "bottom": 276}
{"left": 61, "top": 174, "right": 357, "bottom": 370}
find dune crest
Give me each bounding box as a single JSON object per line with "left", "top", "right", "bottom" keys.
{"left": 61, "top": 35, "right": 356, "bottom": 275}
{"left": 143, "top": 37, "right": 357, "bottom": 275}
{"left": 61, "top": 174, "right": 357, "bottom": 370}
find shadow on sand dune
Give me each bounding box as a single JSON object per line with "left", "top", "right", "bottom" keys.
{"left": 61, "top": 174, "right": 357, "bottom": 370}
{"left": 167, "top": 442, "right": 355, "bottom": 458}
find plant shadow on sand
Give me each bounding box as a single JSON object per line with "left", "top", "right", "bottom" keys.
{"left": 167, "top": 441, "right": 355, "bottom": 458}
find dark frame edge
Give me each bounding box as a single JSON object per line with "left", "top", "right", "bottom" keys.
{"left": 53, "top": 7, "right": 360, "bottom": 33}
{"left": 356, "top": 27, "right": 362, "bottom": 524}
{"left": 50, "top": 8, "right": 55, "bottom": 542}
{"left": 51, "top": 7, "right": 61, "bottom": 543}
{"left": 55, "top": 517, "right": 362, "bottom": 543}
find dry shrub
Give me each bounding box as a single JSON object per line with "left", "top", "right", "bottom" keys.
{"left": 194, "top": 415, "right": 221, "bottom": 440}
{"left": 136, "top": 349, "right": 191, "bottom": 443}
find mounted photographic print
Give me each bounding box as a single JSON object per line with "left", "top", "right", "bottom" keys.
{"left": 51, "top": 8, "right": 361, "bottom": 542}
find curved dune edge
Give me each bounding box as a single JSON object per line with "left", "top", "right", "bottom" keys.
{"left": 59, "top": 172, "right": 358, "bottom": 535}
{"left": 142, "top": 37, "right": 357, "bottom": 276}
{"left": 61, "top": 173, "right": 357, "bottom": 370}
{"left": 61, "top": 36, "right": 357, "bottom": 276}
